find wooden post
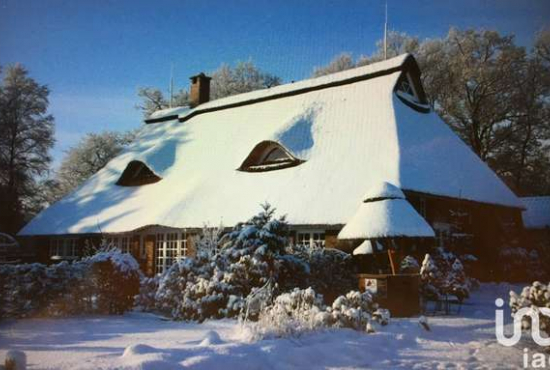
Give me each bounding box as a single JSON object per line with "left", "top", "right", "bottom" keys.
{"left": 387, "top": 249, "right": 396, "bottom": 275}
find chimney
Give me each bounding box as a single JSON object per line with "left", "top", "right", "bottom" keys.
{"left": 189, "top": 73, "right": 211, "bottom": 108}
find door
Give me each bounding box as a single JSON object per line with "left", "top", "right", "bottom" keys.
{"left": 144, "top": 235, "right": 156, "bottom": 276}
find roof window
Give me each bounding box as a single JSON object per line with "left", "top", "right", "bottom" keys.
{"left": 238, "top": 141, "right": 304, "bottom": 172}
{"left": 116, "top": 161, "right": 161, "bottom": 186}
{"left": 394, "top": 72, "right": 430, "bottom": 113}
{"left": 396, "top": 73, "right": 419, "bottom": 102}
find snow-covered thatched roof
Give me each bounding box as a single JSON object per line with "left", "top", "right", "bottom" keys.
{"left": 521, "top": 196, "right": 550, "bottom": 229}
{"left": 19, "top": 54, "right": 521, "bottom": 236}
{"left": 363, "top": 182, "right": 405, "bottom": 202}
{"left": 338, "top": 183, "right": 435, "bottom": 240}
{"left": 352, "top": 240, "right": 385, "bottom": 255}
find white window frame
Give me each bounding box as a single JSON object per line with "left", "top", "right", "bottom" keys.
{"left": 296, "top": 230, "right": 326, "bottom": 248}
{"left": 396, "top": 73, "right": 421, "bottom": 104}
{"left": 105, "top": 235, "right": 131, "bottom": 253}
{"left": 155, "top": 231, "right": 187, "bottom": 275}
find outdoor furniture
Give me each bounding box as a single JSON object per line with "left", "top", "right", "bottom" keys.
{"left": 422, "top": 293, "right": 462, "bottom": 315}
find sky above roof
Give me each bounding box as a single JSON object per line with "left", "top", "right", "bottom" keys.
{"left": 1, "top": 0, "right": 549, "bottom": 167}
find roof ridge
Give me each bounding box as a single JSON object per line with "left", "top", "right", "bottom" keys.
{"left": 174, "top": 54, "right": 411, "bottom": 123}
{"left": 145, "top": 54, "right": 412, "bottom": 124}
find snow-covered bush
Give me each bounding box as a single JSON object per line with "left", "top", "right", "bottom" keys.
{"left": 84, "top": 249, "right": 141, "bottom": 314}
{"left": 420, "top": 254, "right": 443, "bottom": 300}
{"left": 250, "top": 287, "right": 327, "bottom": 339}
{"left": 246, "top": 287, "right": 389, "bottom": 340}
{"left": 420, "top": 249, "right": 470, "bottom": 302}
{"left": 0, "top": 249, "right": 141, "bottom": 318}
{"left": 509, "top": 281, "right": 550, "bottom": 337}
{"left": 288, "top": 244, "right": 356, "bottom": 301}
{"left": 329, "top": 290, "right": 383, "bottom": 330}
{"left": 134, "top": 276, "right": 159, "bottom": 311}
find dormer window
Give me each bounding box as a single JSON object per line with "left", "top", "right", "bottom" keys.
{"left": 396, "top": 73, "right": 419, "bottom": 102}
{"left": 394, "top": 71, "right": 430, "bottom": 113}
{"left": 116, "top": 161, "right": 161, "bottom": 186}
{"left": 238, "top": 141, "right": 304, "bottom": 172}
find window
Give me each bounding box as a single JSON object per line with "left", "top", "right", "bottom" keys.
{"left": 121, "top": 237, "right": 130, "bottom": 253}
{"left": 104, "top": 236, "right": 130, "bottom": 253}
{"left": 155, "top": 232, "right": 188, "bottom": 274}
{"left": 117, "top": 161, "right": 161, "bottom": 186}
{"left": 238, "top": 141, "right": 304, "bottom": 172}
{"left": 296, "top": 231, "right": 325, "bottom": 248}
{"left": 49, "top": 238, "right": 79, "bottom": 259}
{"left": 396, "top": 75, "right": 417, "bottom": 100}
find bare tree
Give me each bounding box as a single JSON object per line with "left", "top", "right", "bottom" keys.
{"left": 0, "top": 64, "right": 55, "bottom": 233}
{"left": 137, "top": 61, "right": 280, "bottom": 117}
{"left": 210, "top": 61, "right": 282, "bottom": 100}
{"left": 425, "top": 29, "right": 526, "bottom": 161}
{"left": 136, "top": 87, "right": 189, "bottom": 118}
{"left": 491, "top": 30, "right": 550, "bottom": 195}
{"left": 312, "top": 53, "right": 355, "bottom": 78}
{"left": 358, "top": 31, "right": 421, "bottom": 66}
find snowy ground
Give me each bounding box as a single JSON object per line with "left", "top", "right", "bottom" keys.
{"left": 0, "top": 283, "right": 536, "bottom": 369}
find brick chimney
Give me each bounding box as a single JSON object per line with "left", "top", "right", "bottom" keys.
{"left": 189, "top": 73, "right": 211, "bottom": 108}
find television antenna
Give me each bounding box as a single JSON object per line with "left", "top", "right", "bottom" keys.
{"left": 169, "top": 63, "right": 174, "bottom": 108}
{"left": 384, "top": 0, "right": 388, "bottom": 60}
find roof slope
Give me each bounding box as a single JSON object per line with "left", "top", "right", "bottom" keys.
{"left": 521, "top": 196, "right": 550, "bottom": 229}
{"left": 19, "top": 54, "right": 521, "bottom": 236}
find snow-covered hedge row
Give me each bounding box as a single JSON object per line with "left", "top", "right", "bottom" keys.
{"left": 244, "top": 287, "right": 389, "bottom": 340}
{"left": 509, "top": 281, "right": 550, "bottom": 336}
{"left": 0, "top": 249, "right": 141, "bottom": 318}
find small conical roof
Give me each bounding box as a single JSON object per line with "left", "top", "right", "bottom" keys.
{"left": 363, "top": 182, "right": 405, "bottom": 202}
{"left": 339, "top": 183, "right": 435, "bottom": 240}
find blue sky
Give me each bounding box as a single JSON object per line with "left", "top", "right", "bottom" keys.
{"left": 1, "top": 0, "right": 549, "bottom": 167}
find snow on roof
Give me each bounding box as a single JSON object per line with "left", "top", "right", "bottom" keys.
{"left": 146, "top": 106, "right": 191, "bottom": 123}
{"left": 521, "top": 196, "right": 550, "bottom": 229}
{"left": 364, "top": 182, "right": 405, "bottom": 202}
{"left": 180, "top": 54, "right": 411, "bottom": 118}
{"left": 338, "top": 198, "right": 435, "bottom": 240}
{"left": 19, "top": 54, "right": 522, "bottom": 236}
{"left": 353, "top": 240, "right": 384, "bottom": 255}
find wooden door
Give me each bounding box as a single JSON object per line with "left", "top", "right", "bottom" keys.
{"left": 144, "top": 235, "right": 156, "bottom": 276}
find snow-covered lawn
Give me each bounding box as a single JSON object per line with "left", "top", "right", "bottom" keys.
{"left": 0, "top": 283, "right": 532, "bottom": 369}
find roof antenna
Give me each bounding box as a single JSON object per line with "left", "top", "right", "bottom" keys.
{"left": 169, "top": 62, "right": 174, "bottom": 108}
{"left": 384, "top": 0, "right": 388, "bottom": 60}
